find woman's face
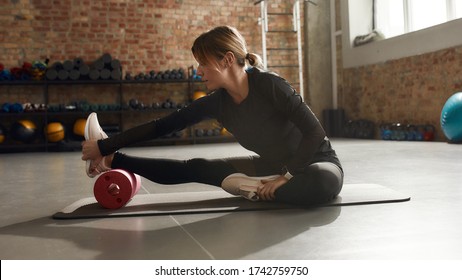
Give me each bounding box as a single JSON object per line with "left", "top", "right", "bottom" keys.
{"left": 195, "top": 58, "right": 226, "bottom": 91}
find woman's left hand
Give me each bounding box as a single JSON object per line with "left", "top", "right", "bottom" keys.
{"left": 257, "top": 176, "right": 288, "bottom": 201}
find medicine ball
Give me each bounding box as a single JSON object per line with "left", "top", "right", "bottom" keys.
{"left": 45, "top": 122, "right": 65, "bottom": 142}
{"left": 10, "top": 120, "right": 37, "bottom": 143}
{"left": 73, "top": 118, "right": 86, "bottom": 138}
{"left": 192, "top": 91, "right": 207, "bottom": 101}
{"left": 0, "top": 124, "right": 6, "bottom": 144}
{"left": 2, "top": 103, "right": 10, "bottom": 112}
{"left": 441, "top": 92, "right": 462, "bottom": 142}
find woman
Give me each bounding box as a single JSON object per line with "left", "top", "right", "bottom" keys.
{"left": 81, "top": 26, "right": 343, "bottom": 206}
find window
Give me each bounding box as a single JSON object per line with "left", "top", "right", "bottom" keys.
{"left": 375, "top": 0, "right": 462, "bottom": 39}
{"left": 342, "top": 0, "right": 462, "bottom": 68}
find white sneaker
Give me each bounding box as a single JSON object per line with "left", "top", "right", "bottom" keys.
{"left": 221, "top": 173, "right": 280, "bottom": 201}
{"left": 84, "top": 112, "right": 109, "bottom": 177}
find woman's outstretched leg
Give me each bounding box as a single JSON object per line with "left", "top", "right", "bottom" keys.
{"left": 109, "top": 153, "right": 271, "bottom": 187}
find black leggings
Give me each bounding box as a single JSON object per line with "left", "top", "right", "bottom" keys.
{"left": 111, "top": 153, "right": 344, "bottom": 206}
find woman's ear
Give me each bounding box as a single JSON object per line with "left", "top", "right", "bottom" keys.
{"left": 223, "top": 51, "right": 236, "bottom": 67}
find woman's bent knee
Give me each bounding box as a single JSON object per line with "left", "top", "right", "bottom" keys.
{"left": 275, "top": 162, "right": 343, "bottom": 206}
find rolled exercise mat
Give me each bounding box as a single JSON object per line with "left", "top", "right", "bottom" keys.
{"left": 93, "top": 169, "right": 141, "bottom": 209}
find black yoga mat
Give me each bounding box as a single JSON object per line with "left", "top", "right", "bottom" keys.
{"left": 52, "top": 184, "right": 410, "bottom": 220}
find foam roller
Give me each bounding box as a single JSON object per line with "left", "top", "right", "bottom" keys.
{"left": 93, "top": 169, "right": 141, "bottom": 209}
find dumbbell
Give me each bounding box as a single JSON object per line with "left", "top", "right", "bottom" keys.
{"left": 125, "top": 72, "right": 133, "bottom": 80}
{"left": 151, "top": 102, "right": 161, "bottom": 109}
{"left": 128, "top": 98, "right": 139, "bottom": 109}
{"left": 424, "top": 125, "right": 435, "bottom": 141}
{"left": 161, "top": 100, "right": 172, "bottom": 109}
{"left": 195, "top": 128, "right": 205, "bottom": 137}
{"left": 93, "top": 169, "right": 141, "bottom": 209}
{"left": 406, "top": 125, "right": 417, "bottom": 141}
{"left": 206, "top": 129, "right": 215, "bottom": 137}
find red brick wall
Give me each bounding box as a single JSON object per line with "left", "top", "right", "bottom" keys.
{"left": 0, "top": 0, "right": 262, "bottom": 73}
{"left": 0, "top": 0, "right": 304, "bottom": 94}
{"left": 339, "top": 47, "right": 462, "bottom": 141}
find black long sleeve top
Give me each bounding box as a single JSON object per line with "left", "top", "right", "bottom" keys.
{"left": 98, "top": 67, "right": 341, "bottom": 175}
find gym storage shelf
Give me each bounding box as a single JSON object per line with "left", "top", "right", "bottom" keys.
{"left": 0, "top": 75, "right": 234, "bottom": 153}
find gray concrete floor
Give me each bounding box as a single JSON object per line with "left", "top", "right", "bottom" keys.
{"left": 0, "top": 139, "right": 461, "bottom": 259}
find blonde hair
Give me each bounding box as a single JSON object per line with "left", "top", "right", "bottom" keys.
{"left": 191, "top": 26, "right": 264, "bottom": 69}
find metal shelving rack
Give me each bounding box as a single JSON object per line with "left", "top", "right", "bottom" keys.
{"left": 0, "top": 74, "right": 234, "bottom": 153}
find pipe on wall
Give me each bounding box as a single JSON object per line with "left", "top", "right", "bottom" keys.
{"left": 330, "top": 0, "right": 338, "bottom": 109}
{"left": 303, "top": 0, "right": 311, "bottom": 104}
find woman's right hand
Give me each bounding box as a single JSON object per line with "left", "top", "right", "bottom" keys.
{"left": 81, "top": 139, "right": 103, "bottom": 163}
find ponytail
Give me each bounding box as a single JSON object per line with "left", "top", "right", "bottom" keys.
{"left": 245, "top": 52, "right": 264, "bottom": 69}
